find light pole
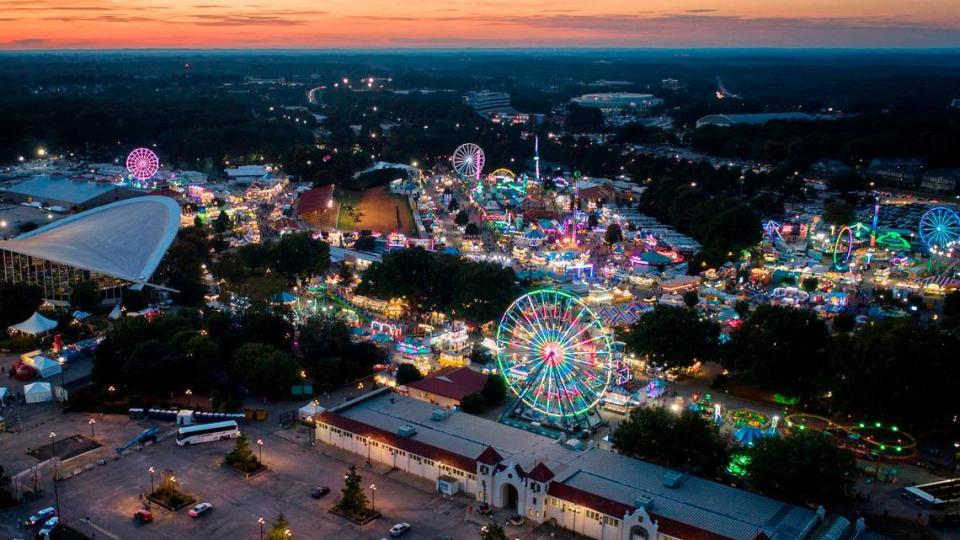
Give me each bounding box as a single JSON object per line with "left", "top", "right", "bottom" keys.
{"left": 58, "top": 358, "right": 65, "bottom": 401}
{"left": 370, "top": 483, "right": 376, "bottom": 512}
{"left": 256, "top": 439, "right": 264, "bottom": 466}
{"left": 49, "top": 432, "right": 60, "bottom": 519}
{"left": 258, "top": 516, "right": 265, "bottom": 540}
{"left": 88, "top": 418, "right": 96, "bottom": 443}
{"left": 148, "top": 467, "right": 155, "bottom": 494}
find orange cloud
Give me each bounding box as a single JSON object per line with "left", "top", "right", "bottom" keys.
{"left": 0, "top": 0, "right": 957, "bottom": 48}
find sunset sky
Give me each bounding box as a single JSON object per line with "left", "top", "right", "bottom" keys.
{"left": 1, "top": 0, "right": 959, "bottom": 49}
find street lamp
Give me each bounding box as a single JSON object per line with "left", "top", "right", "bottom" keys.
{"left": 49, "top": 432, "right": 60, "bottom": 519}
{"left": 258, "top": 517, "right": 265, "bottom": 540}
{"left": 148, "top": 467, "right": 156, "bottom": 493}
{"left": 370, "top": 483, "right": 377, "bottom": 512}
{"left": 256, "top": 439, "right": 264, "bottom": 466}
{"left": 88, "top": 418, "right": 96, "bottom": 442}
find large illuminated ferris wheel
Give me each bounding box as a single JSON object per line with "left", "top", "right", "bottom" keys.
{"left": 496, "top": 289, "right": 613, "bottom": 425}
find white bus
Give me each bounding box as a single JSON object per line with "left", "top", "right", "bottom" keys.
{"left": 176, "top": 420, "right": 240, "bottom": 446}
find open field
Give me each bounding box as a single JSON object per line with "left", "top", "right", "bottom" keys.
{"left": 336, "top": 186, "right": 415, "bottom": 235}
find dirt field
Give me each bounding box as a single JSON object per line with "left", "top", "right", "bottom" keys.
{"left": 336, "top": 186, "right": 415, "bottom": 235}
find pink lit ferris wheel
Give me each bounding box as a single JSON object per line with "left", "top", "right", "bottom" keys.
{"left": 126, "top": 147, "right": 159, "bottom": 181}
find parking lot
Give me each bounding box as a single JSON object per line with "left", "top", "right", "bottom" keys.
{"left": 0, "top": 406, "right": 560, "bottom": 540}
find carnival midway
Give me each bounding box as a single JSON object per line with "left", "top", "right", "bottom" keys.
{"left": 2, "top": 137, "right": 958, "bottom": 540}
{"left": 4, "top": 141, "right": 957, "bottom": 452}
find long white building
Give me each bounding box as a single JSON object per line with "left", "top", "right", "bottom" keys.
{"left": 315, "top": 389, "right": 834, "bottom": 540}
{"left": 571, "top": 93, "right": 664, "bottom": 113}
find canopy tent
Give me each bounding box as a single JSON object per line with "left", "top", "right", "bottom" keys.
{"left": 273, "top": 292, "right": 297, "bottom": 304}
{"left": 298, "top": 401, "right": 325, "bottom": 423}
{"left": 734, "top": 426, "right": 766, "bottom": 447}
{"left": 24, "top": 382, "right": 53, "bottom": 404}
{"left": 24, "top": 355, "right": 61, "bottom": 379}
{"left": 0, "top": 386, "right": 9, "bottom": 405}
{"left": 638, "top": 251, "right": 673, "bottom": 266}
{"left": 8, "top": 312, "right": 57, "bottom": 335}
{"left": 108, "top": 303, "right": 123, "bottom": 320}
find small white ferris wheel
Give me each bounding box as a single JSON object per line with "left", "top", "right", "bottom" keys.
{"left": 451, "top": 143, "right": 485, "bottom": 180}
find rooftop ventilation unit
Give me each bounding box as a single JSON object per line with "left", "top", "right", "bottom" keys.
{"left": 397, "top": 424, "right": 417, "bottom": 437}
{"left": 634, "top": 495, "right": 654, "bottom": 510}
{"left": 662, "top": 471, "right": 688, "bottom": 488}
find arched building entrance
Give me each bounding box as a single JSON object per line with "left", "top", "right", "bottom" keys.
{"left": 501, "top": 483, "right": 519, "bottom": 511}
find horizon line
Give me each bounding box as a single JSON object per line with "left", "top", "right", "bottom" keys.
{"left": 3, "top": 46, "right": 960, "bottom": 53}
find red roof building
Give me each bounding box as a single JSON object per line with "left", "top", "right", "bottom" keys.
{"left": 297, "top": 185, "right": 336, "bottom": 228}
{"left": 477, "top": 446, "right": 504, "bottom": 466}
{"left": 405, "top": 366, "right": 488, "bottom": 408}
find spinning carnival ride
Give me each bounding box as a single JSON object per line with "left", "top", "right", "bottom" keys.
{"left": 832, "top": 226, "right": 854, "bottom": 270}
{"left": 126, "top": 147, "right": 159, "bottom": 181}
{"left": 496, "top": 289, "right": 614, "bottom": 432}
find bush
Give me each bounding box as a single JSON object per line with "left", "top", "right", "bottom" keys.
{"left": 224, "top": 433, "right": 261, "bottom": 473}
{"left": 395, "top": 363, "right": 423, "bottom": 385}
{"left": 460, "top": 393, "right": 486, "bottom": 414}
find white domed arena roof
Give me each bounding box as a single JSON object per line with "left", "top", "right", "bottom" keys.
{"left": 0, "top": 196, "right": 181, "bottom": 284}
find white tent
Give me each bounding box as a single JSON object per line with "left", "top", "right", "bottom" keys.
{"left": 24, "top": 356, "right": 61, "bottom": 379}
{"left": 7, "top": 312, "right": 57, "bottom": 335}
{"left": 108, "top": 303, "right": 123, "bottom": 320}
{"left": 298, "top": 402, "right": 325, "bottom": 423}
{"left": 0, "top": 387, "right": 9, "bottom": 405}
{"left": 24, "top": 382, "right": 52, "bottom": 404}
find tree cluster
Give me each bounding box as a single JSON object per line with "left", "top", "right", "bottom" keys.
{"left": 612, "top": 407, "right": 729, "bottom": 476}
{"left": 297, "top": 317, "right": 386, "bottom": 388}
{"left": 0, "top": 283, "right": 41, "bottom": 328}
{"left": 723, "top": 306, "right": 960, "bottom": 429}
{"left": 689, "top": 112, "right": 960, "bottom": 170}
{"left": 460, "top": 374, "right": 508, "bottom": 414}
{"left": 356, "top": 247, "right": 520, "bottom": 324}
{"left": 748, "top": 431, "right": 858, "bottom": 509}
{"left": 623, "top": 305, "right": 720, "bottom": 370}
{"left": 638, "top": 172, "right": 763, "bottom": 269}
{"left": 92, "top": 308, "right": 302, "bottom": 403}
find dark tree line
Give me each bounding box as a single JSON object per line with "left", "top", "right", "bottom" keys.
{"left": 690, "top": 112, "right": 960, "bottom": 170}
{"left": 91, "top": 308, "right": 301, "bottom": 404}
{"left": 723, "top": 305, "right": 960, "bottom": 429}
{"left": 612, "top": 406, "right": 859, "bottom": 510}
{"left": 356, "top": 247, "right": 520, "bottom": 324}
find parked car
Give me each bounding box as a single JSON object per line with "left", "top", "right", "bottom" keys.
{"left": 188, "top": 502, "right": 213, "bottom": 518}
{"left": 24, "top": 507, "right": 56, "bottom": 527}
{"left": 311, "top": 486, "right": 331, "bottom": 498}
{"left": 389, "top": 522, "right": 411, "bottom": 537}
{"left": 134, "top": 509, "right": 154, "bottom": 523}
{"left": 507, "top": 515, "right": 525, "bottom": 526}
{"left": 37, "top": 516, "right": 59, "bottom": 538}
